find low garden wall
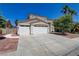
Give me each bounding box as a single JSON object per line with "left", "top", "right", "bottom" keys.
{"left": 2, "top": 28, "right": 16, "bottom": 34}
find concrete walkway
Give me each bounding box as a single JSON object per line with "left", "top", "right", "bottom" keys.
{"left": 0, "top": 34, "right": 79, "bottom": 56}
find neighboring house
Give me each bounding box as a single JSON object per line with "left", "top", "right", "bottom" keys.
{"left": 18, "top": 14, "right": 54, "bottom": 35}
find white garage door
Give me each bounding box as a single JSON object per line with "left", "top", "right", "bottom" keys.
{"left": 32, "top": 27, "right": 48, "bottom": 35}
{"left": 18, "top": 26, "right": 30, "bottom": 35}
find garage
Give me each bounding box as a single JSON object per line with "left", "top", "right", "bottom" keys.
{"left": 31, "top": 23, "right": 49, "bottom": 35}
{"left": 18, "top": 25, "right": 30, "bottom": 35}
{"left": 32, "top": 27, "right": 48, "bottom": 34}
{"left": 18, "top": 14, "right": 54, "bottom": 35}
{"left": 18, "top": 25, "right": 49, "bottom": 35}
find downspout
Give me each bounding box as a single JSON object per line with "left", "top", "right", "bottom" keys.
{"left": 30, "top": 24, "right": 31, "bottom": 35}
{"left": 49, "top": 22, "right": 54, "bottom": 34}
{"left": 49, "top": 23, "right": 51, "bottom": 34}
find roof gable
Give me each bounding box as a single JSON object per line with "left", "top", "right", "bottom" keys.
{"left": 28, "top": 14, "right": 48, "bottom": 22}
{"left": 32, "top": 21, "right": 48, "bottom": 25}
{"left": 26, "top": 18, "right": 48, "bottom": 24}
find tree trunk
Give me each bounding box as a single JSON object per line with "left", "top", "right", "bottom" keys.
{"left": 62, "top": 28, "right": 66, "bottom": 35}
{"left": 0, "top": 28, "right": 2, "bottom": 35}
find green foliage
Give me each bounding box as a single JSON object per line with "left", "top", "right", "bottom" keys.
{"left": 69, "top": 8, "right": 77, "bottom": 16}
{"left": 0, "top": 16, "right": 13, "bottom": 28}
{"left": 15, "top": 19, "right": 18, "bottom": 26}
{"left": 0, "top": 16, "right": 6, "bottom": 28}
{"left": 54, "top": 14, "right": 73, "bottom": 32}
{"left": 71, "top": 23, "right": 79, "bottom": 33}
{"left": 61, "top": 5, "right": 70, "bottom": 14}
{"left": 62, "top": 5, "right": 77, "bottom": 16}
{"left": 54, "top": 5, "right": 77, "bottom": 33}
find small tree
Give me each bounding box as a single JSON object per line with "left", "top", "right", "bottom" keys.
{"left": 6, "top": 20, "right": 11, "bottom": 28}
{"left": 0, "top": 16, "right": 6, "bottom": 28}
{"left": 0, "top": 25, "right": 2, "bottom": 35}
{"left": 15, "top": 19, "right": 18, "bottom": 26}
{"left": 15, "top": 19, "right": 18, "bottom": 35}
{"left": 54, "top": 14, "right": 73, "bottom": 34}
{"left": 71, "top": 23, "right": 79, "bottom": 33}
{"left": 0, "top": 16, "right": 6, "bottom": 35}
{"left": 6, "top": 20, "right": 12, "bottom": 34}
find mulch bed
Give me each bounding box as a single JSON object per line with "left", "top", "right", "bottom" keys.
{"left": 0, "top": 37, "right": 19, "bottom": 53}
{"left": 52, "top": 32, "right": 79, "bottom": 39}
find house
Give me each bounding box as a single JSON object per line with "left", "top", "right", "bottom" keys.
{"left": 18, "top": 14, "right": 54, "bottom": 35}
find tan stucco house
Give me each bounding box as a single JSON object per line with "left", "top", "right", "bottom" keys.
{"left": 18, "top": 14, "right": 54, "bottom": 35}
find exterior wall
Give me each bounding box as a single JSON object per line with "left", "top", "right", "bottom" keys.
{"left": 48, "top": 21, "right": 54, "bottom": 33}
{"left": 50, "top": 22, "right": 54, "bottom": 32}
{"left": 2, "top": 28, "right": 16, "bottom": 34}
{"left": 52, "top": 24, "right": 55, "bottom": 32}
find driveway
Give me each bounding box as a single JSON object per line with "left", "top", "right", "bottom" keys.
{"left": 0, "top": 34, "right": 79, "bottom": 56}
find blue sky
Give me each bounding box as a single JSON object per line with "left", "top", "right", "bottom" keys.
{"left": 0, "top": 3, "right": 79, "bottom": 26}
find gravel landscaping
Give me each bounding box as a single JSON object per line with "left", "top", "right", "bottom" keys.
{"left": 52, "top": 32, "right": 79, "bottom": 39}
{"left": 0, "top": 34, "right": 19, "bottom": 54}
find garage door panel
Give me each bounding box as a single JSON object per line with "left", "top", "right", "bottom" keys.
{"left": 32, "top": 27, "right": 48, "bottom": 34}
{"left": 18, "top": 26, "right": 48, "bottom": 35}
{"left": 18, "top": 26, "right": 30, "bottom": 35}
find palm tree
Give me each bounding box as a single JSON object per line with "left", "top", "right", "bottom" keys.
{"left": 62, "top": 5, "right": 77, "bottom": 16}
{"left": 62, "top": 5, "right": 70, "bottom": 14}
{"left": 69, "top": 9, "right": 77, "bottom": 17}
{"left": 61, "top": 5, "right": 77, "bottom": 33}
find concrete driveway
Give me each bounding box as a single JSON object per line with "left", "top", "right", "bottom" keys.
{"left": 0, "top": 34, "right": 79, "bottom": 56}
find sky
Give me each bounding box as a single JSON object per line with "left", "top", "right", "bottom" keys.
{"left": 0, "top": 3, "right": 79, "bottom": 26}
